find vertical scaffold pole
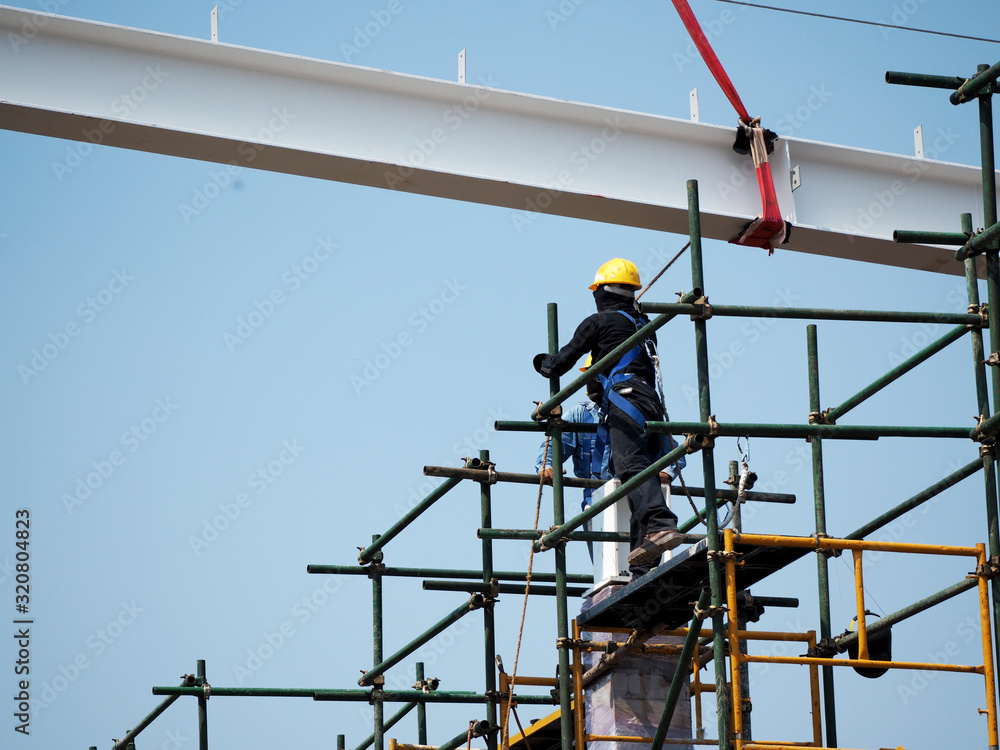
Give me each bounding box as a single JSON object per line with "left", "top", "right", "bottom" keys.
{"left": 965, "top": 211, "right": 1000, "bottom": 685}
{"left": 480, "top": 449, "right": 498, "bottom": 750}
{"left": 806, "top": 326, "right": 836, "bottom": 747}
{"left": 372, "top": 534, "right": 385, "bottom": 750}
{"left": 686, "top": 179, "right": 730, "bottom": 750}
{"left": 339, "top": 735, "right": 346, "bottom": 750}
{"left": 415, "top": 662, "right": 428, "bottom": 745}
{"left": 196, "top": 660, "right": 208, "bottom": 750}
{"left": 547, "top": 302, "right": 573, "bottom": 750}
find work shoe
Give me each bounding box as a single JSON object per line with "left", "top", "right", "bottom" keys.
{"left": 627, "top": 528, "right": 682, "bottom": 568}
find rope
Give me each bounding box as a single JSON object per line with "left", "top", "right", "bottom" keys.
{"left": 501, "top": 433, "right": 549, "bottom": 750}
{"left": 466, "top": 721, "right": 474, "bottom": 750}
{"left": 635, "top": 242, "right": 690, "bottom": 302}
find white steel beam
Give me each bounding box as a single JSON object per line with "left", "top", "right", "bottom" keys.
{"left": 0, "top": 6, "right": 993, "bottom": 276}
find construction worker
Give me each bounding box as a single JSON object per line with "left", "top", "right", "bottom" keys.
{"left": 535, "top": 357, "right": 612, "bottom": 562}
{"left": 533, "top": 258, "right": 683, "bottom": 578}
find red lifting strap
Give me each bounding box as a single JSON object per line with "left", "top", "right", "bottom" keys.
{"left": 671, "top": 0, "right": 788, "bottom": 253}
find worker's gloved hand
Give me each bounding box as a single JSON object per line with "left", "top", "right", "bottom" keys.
{"left": 539, "top": 466, "right": 566, "bottom": 485}
{"left": 533, "top": 353, "right": 549, "bottom": 375}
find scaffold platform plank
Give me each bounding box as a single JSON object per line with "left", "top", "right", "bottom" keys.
{"left": 577, "top": 538, "right": 808, "bottom": 631}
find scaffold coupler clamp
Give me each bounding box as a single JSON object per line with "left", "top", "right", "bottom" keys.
{"left": 689, "top": 295, "right": 713, "bottom": 321}
{"left": 201, "top": 681, "right": 212, "bottom": 700}
{"left": 985, "top": 352, "right": 1000, "bottom": 367}
{"left": 555, "top": 636, "right": 582, "bottom": 650}
{"left": 365, "top": 560, "right": 386, "bottom": 577}
{"left": 808, "top": 409, "right": 834, "bottom": 425}
{"left": 811, "top": 532, "right": 841, "bottom": 559}
{"left": 707, "top": 549, "right": 742, "bottom": 565}
{"left": 693, "top": 602, "right": 727, "bottom": 620}
{"left": 532, "top": 401, "right": 562, "bottom": 424}
{"left": 972, "top": 556, "right": 1000, "bottom": 580}
{"left": 807, "top": 637, "right": 840, "bottom": 659}
{"left": 414, "top": 677, "right": 440, "bottom": 692}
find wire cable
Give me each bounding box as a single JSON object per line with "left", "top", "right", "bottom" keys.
{"left": 708, "top": 0, "right": 1000, "bottom": 45}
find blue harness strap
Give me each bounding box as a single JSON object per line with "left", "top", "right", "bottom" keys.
{"left": 598, "top": 311, "right": 654, "bottom": 430}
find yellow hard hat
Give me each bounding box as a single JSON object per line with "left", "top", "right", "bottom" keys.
{"left": 589, "top": 258, "right": 641, "bottom": 290}
{"left": 579, "top": 354, "right": 593, "bottom": 372}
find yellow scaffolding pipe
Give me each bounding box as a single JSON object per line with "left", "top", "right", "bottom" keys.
{"left": 851, "top": 549, "right": 869, "bottom": 660}
{"left": 572, "top": 620, "right": 585, "bottom": 750}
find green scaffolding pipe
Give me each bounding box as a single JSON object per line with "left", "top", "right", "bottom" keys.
{"left": 808, "top": 326, "right": 836, "bottom": 748}
{"left": 651, "top": 589, "right": 711, "bottom": 750}
{"left": 479, "top": 448, "right": 498, "bottom": 750}
{"left": 531, "top": 440, "right": 696, "bottom": 553}
{"left": 372, "top": 537, "right": 385, "bottom": 750}
{"left": 644, "top": 420, "right": 971, "bottom": 440}
{"left": 358, "top": 459, "right": 479, "bottom": 564}
{"left": 893, "top": 229, "right": 969, "bottom": 245}
{"left": 825, "top": 324, "right": 971, "bottom": 424}
{"left": 416, "top": 662, "right": 428, "bottom": 745}
{"left": 437, "top": 721, "right": 491, "bottom": 750}
{"left": 422, "top": 580, "right": 588, "bottom": 597}
{"left": 151, "top": 686, "right": 558, "bottom": 705}
{"left": 306, "top": 565, "right": 593, "bottom": 586}
{"left": 951, "top": 60, "right": 1000, "bottom": 104}
{"left": 885, "top": 70, "right": 965, "bottom": 90}
{"left": 112, "top": 675, "right": 196, "bottom": 750}
{"left": 845, "top": 458, "right": 982, "bottom": 540}
{"left": 530, "top": 290, "right": 701, "bottom": 420}
{"left": 355, "top": 702, "right": 418, "bottom": 750}
{"left": 360, "top": 595, "right": 484, "bottom": 687}
{"left": 638, "top": 302, "right": 983, "bottom": 327}
{"left": 686, "top": 179, "right": 729, "bottom": 750}
{"left": 835, "top": 577, "right": 978, "bottom": 652}
{"left": 196, "top": 660, "right": 208, "bottom": 750}
{"left": 339, "top": 735, "right": 346, "bottom": 750}
{"left": 425, "top": 463, "right": 602, "bottom": 489}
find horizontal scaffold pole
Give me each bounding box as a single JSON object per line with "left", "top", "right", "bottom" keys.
{"left": 533, "top": 440, "right": 699, "bottom": 553}
{"left": 359, "top": 595, "right": 484, "bottom": 687}
{"left": 358, "top": 458, "right": 482, "bottom": 564}
{"left": 151, "top": 686, "right": 558, "bottom": 704}
{"left": 885, "top": 70, "right": 966, "bottom": 90}
{"left": 479, "top": 528, "right": 705, "bottom": 545}
{"left": 637, "top": 302, "right": 984, "bottom": 327}
{"left": 643, "top": 420, "right": 973, "bottom": 440}
{"left": 824, "top": 324, "right": 971, "bottom": 423}
{"left": 421, "top": 580, "right": 588, "bottom": 597}
{"left": 355, "top": 702, "right": 418, "bottom": 750}
{"left": 845, "top": 458, "right": 982, "bottom": 540}
{"left": 306, "top": 564, "right": 593, "bottom": 586}
{"left": 834, "top": 576, "right": 978, "bottom": 652}
{"left": 425, "top": 463, "right": 601, "bottom": 489}
{"left": 893, "top": 229, "right": 970, "bottom": 245}
{"left": 532, "top": 291, "right": 701, "bottom": 420}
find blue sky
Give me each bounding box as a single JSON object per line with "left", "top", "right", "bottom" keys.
{"left": 2, "top": 1, "right": 1000, "bottom": 749}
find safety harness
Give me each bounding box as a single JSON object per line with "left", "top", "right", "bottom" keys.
{"left": 671, "top": 0, "right": 791, "bottom": 254}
